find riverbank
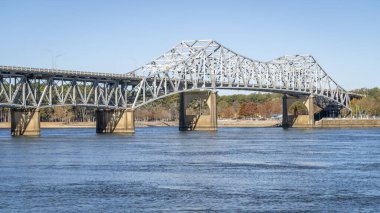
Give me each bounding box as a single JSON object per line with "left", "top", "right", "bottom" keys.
{"left": 1, "top": 118, "right": 379, "bottom": 129}
{"left": 315, "top": 118, "right": 380, "bottom": 128}
{"left": 0, "top": 119, "right": 280, "bottom": 129}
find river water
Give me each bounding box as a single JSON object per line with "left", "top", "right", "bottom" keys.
{"left": 0, "top": 127, "right": 379, "bottom": 212}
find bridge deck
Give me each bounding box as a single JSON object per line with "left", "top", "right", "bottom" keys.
{"left": 0, "top": 66, "right": 141, "bottom": 81}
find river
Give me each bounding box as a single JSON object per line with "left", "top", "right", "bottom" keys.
{"left": 0, "top": 127, "right": 379, "bottom": 212}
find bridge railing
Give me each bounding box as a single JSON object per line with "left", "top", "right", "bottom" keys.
{"left": 0, "top": 65, "right": 136, "bottom": 79}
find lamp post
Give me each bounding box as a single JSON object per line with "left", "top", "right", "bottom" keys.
{"left": 48, "top": 50, "right": 63, "bottom": 70}
{"left": 52, "top": 54, "right": 63, "bottom": 70}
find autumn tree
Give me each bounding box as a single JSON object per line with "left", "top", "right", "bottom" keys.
{"left": 350, "top": 97, "right": 380, "bottom": 117}
{"left": 53, "top": 107, "right": 75, "bottom": 123}
{"left": 221, "top": 107, "right": 234, "bottom": 118}
{"left": 232, "top": 100, "right": 241, "bottom": 118}
{"left": 239, "top": 102, "right": 258, "bottom": 118}
{"left": 257, "top": 100, "right": 281, "bottom": 118}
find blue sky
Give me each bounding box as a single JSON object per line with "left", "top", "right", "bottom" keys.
{"left": 0, "top": 0, "right": 379, "bottom": 90}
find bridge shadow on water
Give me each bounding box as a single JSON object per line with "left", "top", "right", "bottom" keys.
{"left": 0, "top": 125, "right": 371, "bottom": 139}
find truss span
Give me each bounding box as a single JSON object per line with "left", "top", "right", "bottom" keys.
{"left": 0, "top": 40, "right": 351, "bottom": 111}
{"left": 0, "top": 66, "right": 141, "bottom": 109}
{"left": 130, "top": 40, "right": 351, "bottom": 111}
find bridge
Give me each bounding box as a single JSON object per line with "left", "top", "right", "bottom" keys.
{"left": 0, "top": 40, "right": 355, "bottom": 136}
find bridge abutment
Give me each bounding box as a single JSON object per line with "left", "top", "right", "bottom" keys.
{"left": 179, "top": 91, "right": 217, "bottom": 131}
{"left": 11, "top": 108, "right": 40, "bottom": 136}
{"left": 96, "top": 109, "right": 135, "bottom": 134}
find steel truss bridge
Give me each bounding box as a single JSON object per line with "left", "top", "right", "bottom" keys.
{"left": 0, "top": 40, "right": 352, "bottom": 111}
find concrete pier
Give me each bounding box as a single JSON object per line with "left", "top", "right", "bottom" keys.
{"left": 282, "top": 95, "right": 317, "bottom": 128}
{"left": 282, "top": 95, "right": 289, "bottom": 128}
{"left": 179, "top": 91, "right": 217, "bottom": 131}
{"left": 96, "top": 109, "right": 135, "bottom": 134}
{"left": 292, "top": 95, "right": 317, "bottom": 127}
{"left": 306, "top": 95, "right": 315, "bottom": 125}
{"left": 11, "top": 108, "right": 40, "bottom": 136}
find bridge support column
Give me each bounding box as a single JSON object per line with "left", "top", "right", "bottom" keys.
{"left": 179, "top": 91, "right": 217, "bottom": 131}
{"left": 11, "top": 108, "right": 40, "bottom": 136}
{"left": 306, "top": 95, "right": 315, "bottom": 126}
{"left": 207, "top": 91, "right": 218, "bottom": 130}
{"left": 282, "top": 95, "right": 289, "bottom": 128}
{"left": 96, "top": 109, "right": 135, "bottom": 134}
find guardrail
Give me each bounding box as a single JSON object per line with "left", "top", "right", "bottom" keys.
{"left": 0, "top": 65, "right": 137, "bottom": 79}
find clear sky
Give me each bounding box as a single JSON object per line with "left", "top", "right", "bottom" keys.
{"left": 0, "top": 0, "right": 379, "bottom": 90}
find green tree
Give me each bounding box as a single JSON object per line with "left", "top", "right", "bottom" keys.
{"left": 289, "top": 101, "right": 308, "bottom": 115}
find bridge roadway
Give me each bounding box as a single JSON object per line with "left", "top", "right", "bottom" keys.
{"left": 0, "top": 40, "right": 358, "bottom": 136}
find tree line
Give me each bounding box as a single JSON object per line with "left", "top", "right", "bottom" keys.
{"left": 350, "top": 87, "right": 380, "bottom": 118}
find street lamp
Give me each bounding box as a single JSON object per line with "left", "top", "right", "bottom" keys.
{"left": 47, "top": 50, "right": 63, "bottom": 70}
{"left": 52, "top": 54, "right": 63, "bottom": 70}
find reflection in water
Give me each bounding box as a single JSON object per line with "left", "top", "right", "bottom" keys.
{"left": 0, "top": 127, "right": 379, "bottom": 211}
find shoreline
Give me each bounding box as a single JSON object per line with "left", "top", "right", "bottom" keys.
{"left": 1, "top": 119, "right": 379, "bottom": 129}
{"left": 0, "top": 120, "right": 280, "bottom": 129}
